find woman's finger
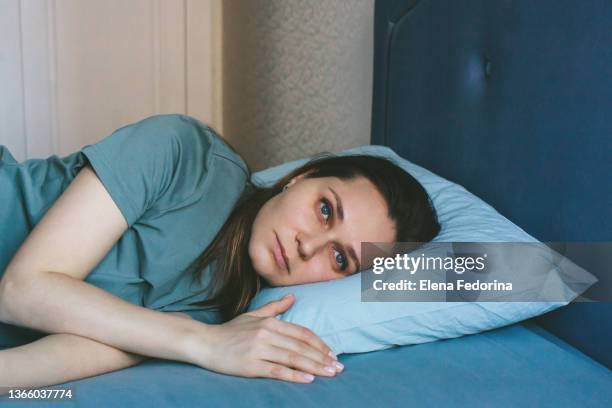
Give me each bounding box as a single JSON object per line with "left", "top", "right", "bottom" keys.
{"left": 265, "top": 330, "right": 340, "bottom": 373}
{"left": 267, "top": 318, "right": 335, "bottom": 359}
{"left": 256, "top": 360, "right": 316, "bottom": 384}
{"left": 262, "top": 344, "right": 339, "bottom": 378}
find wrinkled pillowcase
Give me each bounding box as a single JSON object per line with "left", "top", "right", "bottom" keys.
{"left": 247, "top": 145, "right": 594, "bottom": 355}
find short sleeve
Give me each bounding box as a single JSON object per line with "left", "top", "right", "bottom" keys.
{"left": 81, "top": 114, "right": 217, "bottom": 228}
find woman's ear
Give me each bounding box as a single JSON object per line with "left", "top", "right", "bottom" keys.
{"left": 286, "top": 176, "right": 300, "bottom": 188}
{"left": 287, "top": 168, "right": 316, "bottom": 188}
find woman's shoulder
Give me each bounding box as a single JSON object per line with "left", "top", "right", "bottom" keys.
{"left": 150, "top": 113, "right": 249, "bottom": 178}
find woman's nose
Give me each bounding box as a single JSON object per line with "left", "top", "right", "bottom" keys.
{"left": 296, "top": 232, "right": 331, "bottom": 260}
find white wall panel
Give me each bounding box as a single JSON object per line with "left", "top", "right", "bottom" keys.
{"left": 186, "top": 0, "right": 222, "bottom": 130}
{"left": 21, "top": 0, "right": 57, "bottom": 158}
{"left": 0, "top": 0, "right": 218, "bottom": 161}
{"left": 0, "top": 0, "right": 26, "bottom": 161}
{"left": 55, "top": 0, "right": 167, "bottom": 154}
{"left": 158, "top": 0, "right": 187, "bottom": 115}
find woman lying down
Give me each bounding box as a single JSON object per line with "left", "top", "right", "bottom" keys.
{"left": 0, "top": 114, "right": 439, "bottom": 390}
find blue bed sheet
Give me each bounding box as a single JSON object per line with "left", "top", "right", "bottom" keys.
{"left": 2, "top": 321, "right": 611, "bottom": 407}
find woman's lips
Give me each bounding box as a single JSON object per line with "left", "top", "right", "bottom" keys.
{"left": 273, "top": 232, "right": 290, "bottom": 273}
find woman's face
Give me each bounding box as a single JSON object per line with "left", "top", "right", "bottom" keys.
{"left": 248, "top": 172, "right": 396, "bottom": 287}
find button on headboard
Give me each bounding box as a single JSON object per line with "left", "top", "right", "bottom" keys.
{"left": 371, "top": 0, "right": 611, "bottom": 367}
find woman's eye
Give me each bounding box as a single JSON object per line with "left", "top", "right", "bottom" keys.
{"left": 319, "top": 199, "right": 347, "bottom": 271}
{"left": 319, "top": 199, "right": 332, "bottom": 223}
{"left": 333, "top": 248, "right": 349, "bottom": 271}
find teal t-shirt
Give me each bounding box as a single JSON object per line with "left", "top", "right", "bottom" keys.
{"left": 0, "top": 114, "right": 249, "bottom": 348}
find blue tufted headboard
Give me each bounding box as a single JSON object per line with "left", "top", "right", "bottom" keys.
{"left": 371, "top": 0, "right": 611, "bottom": 367}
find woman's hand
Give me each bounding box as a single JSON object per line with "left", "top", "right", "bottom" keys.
{"left": 185, "top": 294, "right": 343, "bottom": 383}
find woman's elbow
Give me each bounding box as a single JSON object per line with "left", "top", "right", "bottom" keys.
{"left": 0, "top": 276, "right": 19, "bottom": 324}
{"left": 0, "top": 272, "right": 44, "bottom": 326}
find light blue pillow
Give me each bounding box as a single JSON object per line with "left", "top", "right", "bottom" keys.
{"left": 247, "top": 145, "right": 594, "bottom": 355}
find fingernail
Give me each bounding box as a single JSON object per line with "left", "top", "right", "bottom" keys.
{"left": 324, "top": 366, "right": 336, "bottom": 374}
{"left": 303, "top": 373, "right": 314, "bottom": 382}
{"left": 328, "top": 350, "right": 337, "bottom": 360}
{"left": 284, "top": 293, "right": 293, "bottom": 299}
{"left": 334, "top": 361, "right": 344, "bottom": 372}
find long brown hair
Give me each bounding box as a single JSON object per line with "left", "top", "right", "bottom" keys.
{"left": 186, "top": 152, "right": 440, "bottom": 323}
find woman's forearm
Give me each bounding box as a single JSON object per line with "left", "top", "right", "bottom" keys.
{"left": 0, "top": 272, "right": 206, "bottom": 364}
{"left": 0, "top": 333, "right": 148, "bottom": 394}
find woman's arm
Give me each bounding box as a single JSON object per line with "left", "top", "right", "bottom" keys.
{"left": 0, "top": 333, "right": 146, "bottom": 394}
{"left": 0, "top": 274, "right": 207, "bottom": 364}
{"left": 0, "top": 164, "right": 206, "bottom": 364}
{"left": 0, "top": 312, "right": 191, "bottom": 394}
